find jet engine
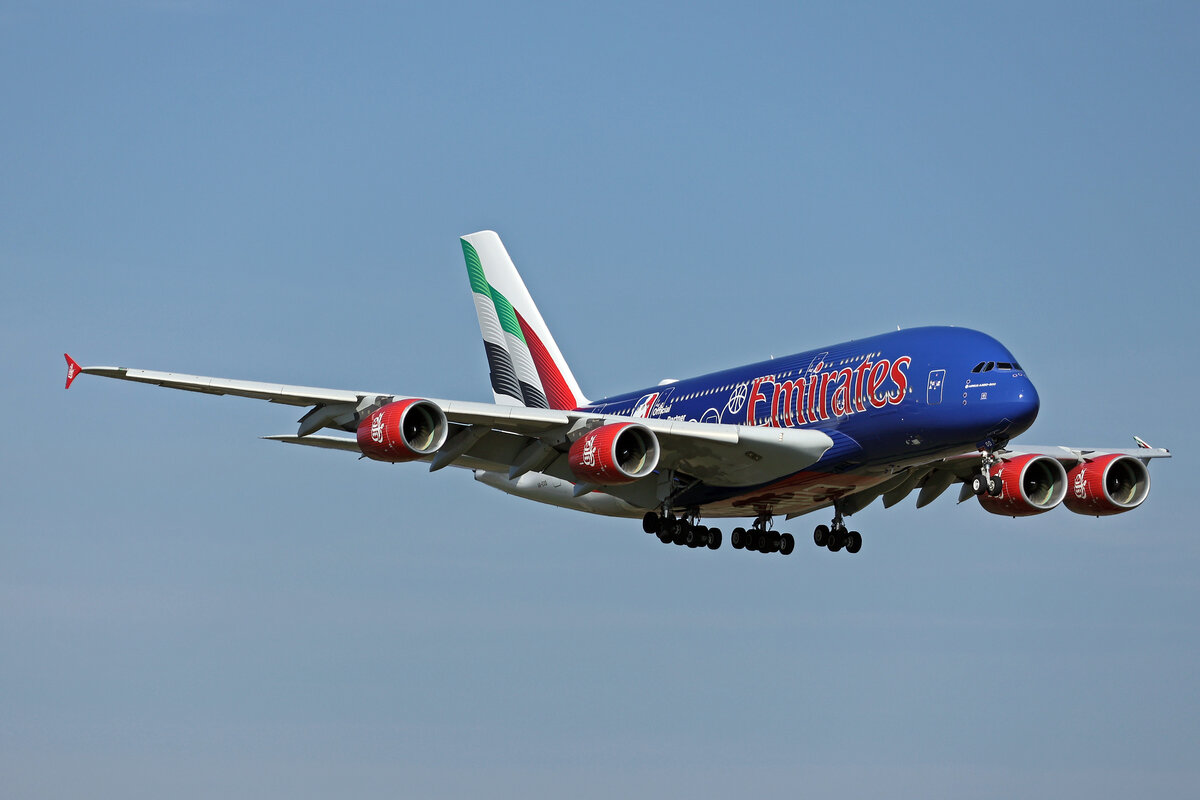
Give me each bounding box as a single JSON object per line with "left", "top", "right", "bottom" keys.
{"left": 356, "top": 399, "right": 449, "bottom": 463}
{"left": 978, "top": 454, "right": 1068, "bottom": 517}
{"left": 568, "top": 422, "right": 660, "bottom": 486}
{"left": 1063, "top": 454, "right": 1150, "bottom": 516}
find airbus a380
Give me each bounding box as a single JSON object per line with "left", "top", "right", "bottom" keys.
{"left": 65, "top": 231, "right": 1170, "bottom": 556}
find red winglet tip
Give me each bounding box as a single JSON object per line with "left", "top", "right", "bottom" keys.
{"left": 64, "top": 353, "right": 82, "bottom": 389}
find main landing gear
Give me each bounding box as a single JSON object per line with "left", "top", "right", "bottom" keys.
{"left": 642, "top": 510, "right": 863, "bottom": 558}
{"left": 730, "top": 515, "right": 795, "bottom": 556}
{"left": 642, "top": 511, "right": 722, "bottom": 551}
{"left": 812, "top": 510, "right": 862, "bottom": 554}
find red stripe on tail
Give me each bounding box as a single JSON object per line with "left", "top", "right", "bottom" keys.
{"left": 515, "top": 312, "right": 578, "bottom": 410}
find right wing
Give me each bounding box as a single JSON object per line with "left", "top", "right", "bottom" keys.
{"left": 67, "top": 356, "right": 835, "bottom": 493}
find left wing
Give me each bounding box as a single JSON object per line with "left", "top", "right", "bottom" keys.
{"left": 937, "top": 443, "right": 1170, "bottom": 503}
{"left": 837, "top": 440, "right": 1171, "bottom": 517}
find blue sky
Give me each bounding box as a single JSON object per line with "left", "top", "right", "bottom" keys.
{"left": 3, "top": 2, "right": 1198, "bottom": 798}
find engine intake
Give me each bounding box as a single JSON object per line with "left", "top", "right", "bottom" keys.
{"left": 568, "top": 422, "right": 659, "bottom": 486}
{"left": 1064, "top": 454, "right": 1150, "bottom": 516}
{"left": 356, "top": 399, "right": 449, "bottom": 463}
{"left": 978, "top": 454, "right": 1068, "bottom": 517}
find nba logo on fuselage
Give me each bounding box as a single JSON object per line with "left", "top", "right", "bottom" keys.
{"left": 631, "top": 393, "right": 660, "bottom": 418}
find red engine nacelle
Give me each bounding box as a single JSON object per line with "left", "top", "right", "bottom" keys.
{"left": 1063, "top": 454, "right": 1150, "bottom": 516}
{"left": 568, "top": 422, "right": 660, "bottom": 486}
{"left": 978, "top": 454, "right": 1068, "bottom": 517}
{"left": 356, "top": 399, "right": 449, "bottom": 463}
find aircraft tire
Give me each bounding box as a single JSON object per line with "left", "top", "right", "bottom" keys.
{"left": 642, "top": 512, "right": 660, "bottom": 534}
{"left": 731, "top": 528, "right": 746, "bottom": 549}
{"left": 846, "top": 531, "right": 862, "bottom": 554}
{"left": 813, "top": 525, "right": 829, "bottom": 547}
{"left": 780, "top": 533, "right": 795, "bottom": 555}
{"left": 708, "top": 529, "right": 722, "bottom": 550}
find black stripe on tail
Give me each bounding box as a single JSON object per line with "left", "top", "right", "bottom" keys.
{"left": 483, "top": 341, "right": 524, "bottom": 404}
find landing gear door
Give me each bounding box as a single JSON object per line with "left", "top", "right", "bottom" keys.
{"left": 926, "top": 369, "right": 946, "bottom": 405}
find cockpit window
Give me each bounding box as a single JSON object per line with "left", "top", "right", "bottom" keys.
{"left": 972, "top": 360, "right": 1022, "bottom": 373}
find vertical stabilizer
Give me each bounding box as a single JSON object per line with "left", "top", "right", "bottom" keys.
{"left": 460, "top": 231, "right": 588, "bottom": 410}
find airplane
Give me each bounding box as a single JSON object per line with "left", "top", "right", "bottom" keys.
{"left": 64, "top": 230, "right": 1171, "bottom": 556}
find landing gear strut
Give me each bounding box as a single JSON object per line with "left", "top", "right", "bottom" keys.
{"left": 812, "top": 508, "right": 862, "bottom": 554}
{"left": 731, "top": 515, "right": 795, "bottom": 556}
{"left": 643, "top": 511, "right": 721, "bottom": 551}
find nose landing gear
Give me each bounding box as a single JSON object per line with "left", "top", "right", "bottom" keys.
{"left": 970, "top": 449, "right": 1004, "bottom": 497}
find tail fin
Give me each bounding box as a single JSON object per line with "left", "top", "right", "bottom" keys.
{"left": 460, "top": 231, "right": 588, "bottom": 410}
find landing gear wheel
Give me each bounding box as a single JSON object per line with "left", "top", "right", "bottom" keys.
{"left": 731, "top": 527, "right": 746, "bottom": 549}
{"left": 642, "top": 512, "right": 660, "bottom": 534}
{"left": 707, "top": 529, "right": 722, "bottom": 550}
{"left": 780, "top": 533, "right": 795, "bottom": 555}
{"left": 657, "top": 531, "right": 672, "bottom": 544}
{"left": 828, "top": 534, "right": 844, "bottom": 553}
{"left": 846, "top": 531, "right": 862, "bottom": 554}
{"left": 971, "top": 474, "right": 988, "bottom": 496}
{"left": 813, "top": 524, "right": 829, "bottom": 547}
{"left": 987, "top": 476, "right": 1002, "bottom": 496}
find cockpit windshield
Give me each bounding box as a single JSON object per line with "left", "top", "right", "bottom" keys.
{"left": 971, "top": 360, "right": 1021, "bottom": 373}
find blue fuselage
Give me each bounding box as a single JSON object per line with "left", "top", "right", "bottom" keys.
{"left": 583, "top": 326, "right": 1039, "bottom": 509}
